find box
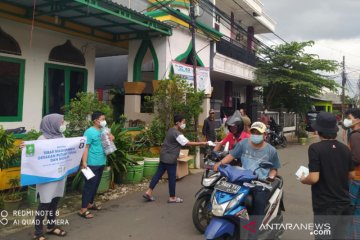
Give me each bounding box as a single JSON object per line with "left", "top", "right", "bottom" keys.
{"left": 163, "top": 150, "right": 194, "bottom": 179}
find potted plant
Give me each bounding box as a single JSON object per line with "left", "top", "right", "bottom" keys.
{"left": 0, "top": 126, "right": 19, "bottom": 170}
{"left": 298, "top": 122, "right": 308, "bottom": 145}
{"left": 3, "top": 177, "right": 22, "bottom": 211}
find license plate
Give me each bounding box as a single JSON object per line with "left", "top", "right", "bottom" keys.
{"left": 215, "top": 181, "right": 241, "bottom": 194}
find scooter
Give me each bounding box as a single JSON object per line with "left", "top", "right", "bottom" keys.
{"left": 192, "top": 150, "right": 224, "bottom": 233}
{"left": 204, "top": 162, "right": 284, "bottom": 240}
{"left": 266, "top": 118, "right": 287, "bottom": 148}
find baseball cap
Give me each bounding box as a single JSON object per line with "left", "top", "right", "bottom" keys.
{"left": 250, "top": 122, "right": 267, "bottom": 134}
{"left": 209, "top": 109, "right": 215, "bottom": 114}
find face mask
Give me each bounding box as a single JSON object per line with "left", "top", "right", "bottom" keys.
{"left": 180, "top": 123, "right": 186, "bottom": 130}
{"left": 100, "top": 120, "right": 107, "bottom": 128}
{"left": 250, "top": 134, "right": 263, "bottom": 144}
{"left": 59, "top": 124, "right": 66, "bottom": 133}
{"left": 343, "top": 119, "right": 353, "bottom": 128}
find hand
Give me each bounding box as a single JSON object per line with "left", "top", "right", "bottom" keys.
{"left": 108, "top": 133, "right": 115, "bottom": 141}
{"left": 81, "top": 161, "right": 87, "bottom": 169}
{"left": 213, "top": 162, "right": 221, "bottom": 171}
{"left": 19, "top": 142, "right": 25, "bottom": 150}
{"left": 299, "top": 173, "right": 306, "bottom": 183}
{"left": 266, "top": 176, "right": 275, "bottom": 182}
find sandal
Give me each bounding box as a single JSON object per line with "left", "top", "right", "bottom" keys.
{"left": 88, "top": 204, "right": 102, "bottom": 211}
{"left": 143, "top": 194, "right": 155, "bottom": 202}
{"left": 167, "top": 197, "right": 183, "bottom": 203}
{"left": 47, "top": 227, "right": 67, "bottom": 236}
{"left": 78, "top": 210, "right": 93, "bottom": 219}
{"left": 33, "top": 235, "right": 46, "bottom": 240}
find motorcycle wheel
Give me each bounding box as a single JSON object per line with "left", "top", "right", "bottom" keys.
{"left": 192, "top": 194, "right": 212, "bottom": 233}
{"left": 280, "top": 136, "right": 287, "bottom": 148}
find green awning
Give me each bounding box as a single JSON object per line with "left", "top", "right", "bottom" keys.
{"left": 146, "top": 9, "right": 223, "bottom": 41}
{"left": 1, "top": 0, "right": 172, "bottom": 41}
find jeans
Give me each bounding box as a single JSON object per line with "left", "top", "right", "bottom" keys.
{"left": 34, "top": 197, "right": 60, "bottom": 237}
{"left": 81, "top": 165, "right": 104, "bottom": 208}
{"left": 314, "top": 204, "right": 354, "bottom": 240}
{"left": 149, "top": 162, "right": 177, "bottom": 197}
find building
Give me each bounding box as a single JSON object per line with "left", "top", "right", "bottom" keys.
{"left": 0, "top": 0, "right": 171, "bottom": 130}
{"left": 97, "top": 0, "right": 275, "bottom": 124}
{"left": 0, "top": 0, "right": 275, "bottom": 130}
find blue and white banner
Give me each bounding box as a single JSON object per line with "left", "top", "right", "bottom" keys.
{"left": 20, "top": 137, "right": 86, "bottom": 186}
{"left": 172, "top": 61, "right": 212, "bottom": 94}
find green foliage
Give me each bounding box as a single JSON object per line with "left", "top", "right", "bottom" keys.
{"left": 4, "top": 177, "right": 22, "bottom": 201}
{"left": 145, "top": 75, "right": 205, "bottom": 133}
{"left": 298, "top": 122, "right": 308, "bottom": 138}
{"left": 255, "top": 41, "right": 339, "bottom": 114}
{"left": 23, "top": 129, "right": 42, "bottom": 141}
{"left": 64, "top": 92, "right": 112, "bottom": 137}
{"left": 132, "top": 118, "right": 165, "bottom": 153}
{"left": 216, "top": 125, "right": 227, "bottom": 142}
{"left": 0, "top": 126, "right": 20, "bottom": 169}
{"left": 108, "top": 123, "right": 138, "bottom": 173}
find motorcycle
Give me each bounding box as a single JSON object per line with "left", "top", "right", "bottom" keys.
{"left": 204, "top": 163, "right": 285, "bottom": 240}
{"left": 266, "top": 118, "right": 287, "bottom": 148}
{"left": 192, "top": 150, "right": 225, "bottom": 233}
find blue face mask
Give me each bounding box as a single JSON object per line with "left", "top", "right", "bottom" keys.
{"left": 250, "top": 134, "right": 263, "bottom": 144}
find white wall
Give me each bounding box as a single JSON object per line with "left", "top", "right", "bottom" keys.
{"left": 0, "top": 19, "right": 96, "bottom": 131}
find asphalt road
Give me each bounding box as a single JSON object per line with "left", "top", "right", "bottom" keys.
{"left": 4, "top": 138, "right": 317, "bottom": 240}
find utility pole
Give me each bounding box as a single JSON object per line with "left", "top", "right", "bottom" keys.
{"left": 190, "top": 0, "right": 200, "bottom": 168}
{"left": 341, "top": 56, "right": 346, "bottom": 117}
{"left": 190, "top": 0, "right": 197, "bottom": 90}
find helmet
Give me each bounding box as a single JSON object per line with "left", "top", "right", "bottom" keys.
{"left": 226, "top": 110, "right": 244, "bottom": 134}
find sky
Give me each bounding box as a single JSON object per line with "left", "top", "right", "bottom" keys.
{"left": 259, "top": 0, "right": 360, "bottom": 97}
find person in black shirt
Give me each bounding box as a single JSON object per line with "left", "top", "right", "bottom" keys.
{"left": 202, "top": 109, "right": 217, "bottom": 142}
{"left": 300, "top": 112, "right": 355, "bottom": 239}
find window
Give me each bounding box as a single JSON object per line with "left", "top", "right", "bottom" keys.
{"left": 140, "top": 94, "right": 153, "bottom": 113}
{"left": 0, "top": 56, "right": 25, "bottom": 122}
{"left": 43, "top": 64, "right": 87, "bottom": 115}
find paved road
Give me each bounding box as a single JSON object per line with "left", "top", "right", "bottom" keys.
{"left": 5, "top": 140, "right": 316, "bottom": 240}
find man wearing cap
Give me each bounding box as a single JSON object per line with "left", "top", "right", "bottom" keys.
{"left": 202, "top": 109, "right": 217, "bottom": 142}
{"left": 300, "top": 112, "right": 355, "bottom": 240}
{"left": 214, "top": 121, "right": 281, "bottom": 216}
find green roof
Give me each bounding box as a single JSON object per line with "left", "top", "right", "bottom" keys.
{"left": 146, "top": 9, "right": 223, "bottom": 40}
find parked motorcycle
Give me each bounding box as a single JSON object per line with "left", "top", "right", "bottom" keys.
{"left": 204, "top": 163, "right": 285, "bottom": 240}
{"left": 266, "top": 118, "right": 287, "bottom": 148}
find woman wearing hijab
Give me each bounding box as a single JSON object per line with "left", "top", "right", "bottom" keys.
{"left": 33, "top": 114, "right": 67, "bottom": 240}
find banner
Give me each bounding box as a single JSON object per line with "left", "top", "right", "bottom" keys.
{"left": 172, "top": 61, "right": 212, "bottom": 94}
{"left": 20, "top": 137, "right": 86, "bottom": 186}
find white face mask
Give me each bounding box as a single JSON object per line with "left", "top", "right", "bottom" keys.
{"left": 100, "top": 120, "right": 107, "bottom": 128}
{"left": 59, "top": 124, "right": 66, "bottom": 133}
{"left": 343, "top": 119, "right": 353, "bottom": 128}
{"left": 180, "top": 123, "right": 186, "bottom": 129}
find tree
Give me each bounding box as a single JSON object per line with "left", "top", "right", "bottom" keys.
{"left": 255, "top": 41, "right": 339, "bottom": 115}
{"left": 145, "top": 76, "right": 205, "bottom": 140}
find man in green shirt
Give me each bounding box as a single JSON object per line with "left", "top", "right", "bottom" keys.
{"left": 79, "top": 111, "right": 114, "bottom": 219}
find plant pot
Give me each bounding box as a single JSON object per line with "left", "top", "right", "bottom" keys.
{"left": 27, "top": 185, "right": 38, "bottom": 208}
{"left": 298, "top": 137, "right": 308, "bottom": 145}
{"left": 79, "top": 167, "right": 111, "bottom": 194}
{"left": 188, "top": 158, "right": 195, "bottom": 169}
{"left": 124, "top": 82, "right": 146, "bottom": 94}
{"left": 143, "top": 158, "right": 160, "bottom": 179}
{"left": 121, "top": 163, "right": 144, "bottom": 184}
{"left": 4, "top": 196, "right": 22, "bottom": 212}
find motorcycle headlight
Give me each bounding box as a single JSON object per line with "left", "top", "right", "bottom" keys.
{"left": 212, "top": 197, "right": 226, "bottom": 217}
{"left": 202, "top": 172, "right": 220, "bottom": 187}
{"left": 225, "top": 193, "right": 244, "bottom": 212}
